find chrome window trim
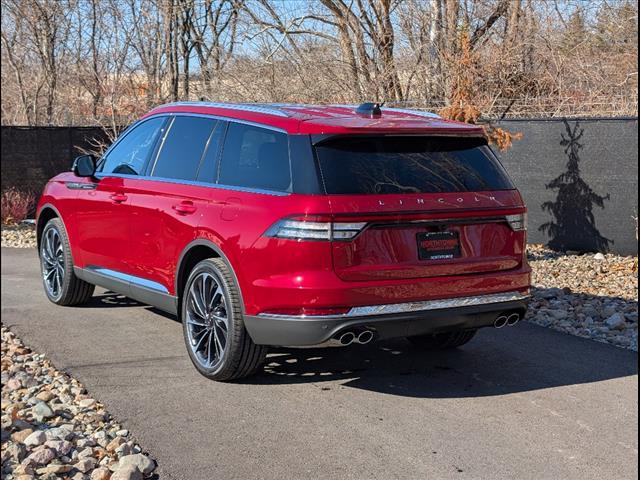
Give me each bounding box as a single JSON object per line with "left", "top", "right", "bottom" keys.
{"left": 86, "top": 266, "right": 170, "bottom": 294}
{"left": 257, "top": 291, "right": 530, "bottom": 320}
{"left": 149, "top": 111, "right": 287, "bottom": 134}
{"left": 93, "top": 172, "right": 291, "bottom": 197}
{"left": 157, "top": 101, "right": 291, "bottom": 118}
{"left": 99, "top": 113, "right": 286, "bottom": 171}
{"left": 96, "top": 113, "right": 290, "bottom": 195}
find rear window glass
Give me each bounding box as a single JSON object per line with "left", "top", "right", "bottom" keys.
{"left": 218, "top": 123, "right": 290, "bottom": 191}
{"left": 315, "top": 136, "right": 514, "bottom": 194}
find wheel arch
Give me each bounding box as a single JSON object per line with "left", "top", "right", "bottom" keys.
{"left": 175, "top": 239, "right": 246, "bottom": 316}
{"left": 36, "top": 203, "right": 63, "bottom": 251}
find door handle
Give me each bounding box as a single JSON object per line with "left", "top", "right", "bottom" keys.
{"left": 110, "top": 193, "right": 128, "bottom": 203}
{"left": 172, "top": 201, "right": 197, "bottom": 215}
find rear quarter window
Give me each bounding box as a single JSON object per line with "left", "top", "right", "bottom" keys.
{"left": 218, "top": 123, "right": 290, "bottom": 192}
{"left": 315, "top": 136, "right": 514, "bottom": 194}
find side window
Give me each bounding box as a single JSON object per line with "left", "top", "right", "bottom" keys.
{"left": 218, "top": 123, "right": 290, "bottom": 191}
{"left": 100, "top": 117, "right": 165, "bottom": 175}
{"left": 196, "top": 121, "right": 225, "bottom": 184}
{"left": 151, "top": 116, "right": 218, "bottom": 181}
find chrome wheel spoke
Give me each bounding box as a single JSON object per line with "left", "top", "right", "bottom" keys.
{"left": 193, "top": 328, "right": 210, "bottom": 351}
{"left": 42, "top": 227, "right": 64, "bottom": 299}
{"left": 209, "top": 285, "right": 222, "bottom": 310}
{"left": 207, "top": 328, "right": 217, "bottom": 365}
{"left": 189, "top": 294, "right": 207, "bottom": 320}
{"left": 186, "top": 315, "right": 207, "bottom": 327}
{"left": 192, "top": 277, "right": 208, "bottom": 318}
{"left": 186, "top": 271, "right": 229, "bottom": 369}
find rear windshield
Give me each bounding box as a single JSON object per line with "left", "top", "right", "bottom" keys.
{"left": 315, "top": 136, "right": 514, "bottom": 194}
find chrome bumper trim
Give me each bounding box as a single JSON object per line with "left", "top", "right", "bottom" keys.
{"left": 258, "top": 291, "right": 530, "bottom": 320}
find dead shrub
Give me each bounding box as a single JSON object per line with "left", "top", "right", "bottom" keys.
{"left": 1, "top": 188, "right": 36, "bottom": 226}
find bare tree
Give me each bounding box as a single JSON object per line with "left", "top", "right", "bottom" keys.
{"left": 1, "top": 0, "right": 637, "bottom": 125}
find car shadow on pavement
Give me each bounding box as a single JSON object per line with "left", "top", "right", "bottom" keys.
{"left": 242, "top": 323, "right": 637, "bottom": 398}
{"left": 77, "top": 291, "right": 144, "bottom": 308}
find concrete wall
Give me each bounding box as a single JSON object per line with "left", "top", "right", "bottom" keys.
{"left": 497, "top": 118, "right": 638, "bottom": 255}
{"left": 1, "top": 119, "right": 638, "bottom": 255}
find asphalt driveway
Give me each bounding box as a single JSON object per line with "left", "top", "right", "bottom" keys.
{"left": 1, "top": 247, "right": 638, "bottom": 479}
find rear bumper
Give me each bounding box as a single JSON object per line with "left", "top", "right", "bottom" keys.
{"left": 244, "top": 291, "right": 529, "bottom": 346}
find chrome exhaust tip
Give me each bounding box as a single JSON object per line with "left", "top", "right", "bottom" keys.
{"left": 356, "top": 330, "right": 374, "bottom": 345}
{"left": 338, "top": 331, "right": 356, "bottom": 346}
{"left": 507, "top": 313, "right": 520, "bottom": 326}
{"left": 494, "top": 316, "right": 508, "bottom": 329}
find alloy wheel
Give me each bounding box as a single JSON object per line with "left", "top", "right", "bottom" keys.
{"left": 41, "top": 227, "right": 64, "bottom": 300}
{"left": 185, "top": 272, "right": 229, "bottom": 369}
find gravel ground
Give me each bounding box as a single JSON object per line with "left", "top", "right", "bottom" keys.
{"left": 526, "top": 244, "right": 638, "bottom": 351}
{"left": 1, "top": 326, "right": 157, "bottom": 480}
{"left": 2, "top": 224, "right": 638, "bottom": 350}
{"left": 1, "top": 224, "right": 36, "bottom": 249}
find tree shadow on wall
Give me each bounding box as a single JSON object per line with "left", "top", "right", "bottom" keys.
{"left": 539, "top": 119, "right": 612, "bottom": 252}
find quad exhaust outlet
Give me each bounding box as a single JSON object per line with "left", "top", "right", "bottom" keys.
{"left": 495, "top": 312, "right": 521, "bottom": 328}
{"left": 335, "top": 329, "right": 375, "bottom": 346}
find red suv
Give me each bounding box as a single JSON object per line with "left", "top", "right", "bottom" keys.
{"left": 36, "top": 102, "right": 530, "bottom": 381}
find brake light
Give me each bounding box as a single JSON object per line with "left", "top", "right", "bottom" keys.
{"left": 506, "top": 213, "right": 527, "bottom": 231}
{"left": 264, "top": 216, "right": 367, "bottom": 241}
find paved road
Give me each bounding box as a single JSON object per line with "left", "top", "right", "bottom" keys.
{"left": 2, "top": 248, "right": 638, "bottom": 479}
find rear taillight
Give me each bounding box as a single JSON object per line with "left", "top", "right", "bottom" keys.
{"left": 506, "top": 213, "right": 527, "bottom": 231}
{"left": 265, "top": 216, "right": 367, "bottom": 241}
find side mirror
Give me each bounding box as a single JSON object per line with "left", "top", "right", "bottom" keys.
{"left": 72, "top": 155, "right": 97, "bottom": 178}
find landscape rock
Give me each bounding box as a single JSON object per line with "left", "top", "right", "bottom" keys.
{"left": 6, "top": 442, "right": 27, "bottom": 462}
{"left": 12, "top": 428, "right": 34, "bottom": 444}
{"left": 110, "top": 465, "right": 142, "bottom": 480}
{"left": 32, "top": 401, "right": 55, "bottom": 421}
{"left": 605, "top": 313, "right": 627, "bottom": 330}
{"left": 36, "top": 464, "right": 74, "bottom": 475}
{"left": 90, "top": 467, "right": 113, "bottom": 480}
{"left": 23, "top": 430, "right": 47, "bottom": 447}
{"left": 526, "top": 244, "right": 637, "bottom": 351}
{"left": 76, "top": 457, "right": 98, "bottom": 473}
{"left": 27, "top": 447, "right": 56, "bottom": 465}
{"left": 1, "top": 326, "right": 157, "bottom": 479}
{"left": 117, "top": 453, "right": 155, "bottom": 475}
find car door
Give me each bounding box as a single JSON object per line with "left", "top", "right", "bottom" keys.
{"left": 73, "top": 116, "right": 167, "bottom": 275}
{"left": 127, "top": 115, "right": 225, "bottom": 295}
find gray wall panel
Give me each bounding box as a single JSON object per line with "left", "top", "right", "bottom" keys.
{"left": 496, "top": 118, "right": 637, "bottom": 255}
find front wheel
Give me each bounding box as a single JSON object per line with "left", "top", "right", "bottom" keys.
{"left": 40, "top": 218, "right": 94, "bottom": 306}
{"left": 181, "top": 258, "right": 267, "bottom": 381}
{"left": 407, "top": 330, "right": 477, "bottom": 350}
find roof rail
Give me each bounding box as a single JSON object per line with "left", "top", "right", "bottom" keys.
{"left": 384, "top": 107, "right": 441, "bottom": 119}
{"left": 159, "top": 101, "right": 290, "bottom": 118}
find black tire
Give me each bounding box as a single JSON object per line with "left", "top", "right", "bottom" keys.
{"left": 407, "top": 329, "right": 477, "bottom": 350}
{"left": 181, "top": 258, "right": 267, "bottom": 381}
{"left": 39, "top": 218, "right": 94, "bottom": 306}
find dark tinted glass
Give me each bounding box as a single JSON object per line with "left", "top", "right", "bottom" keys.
{"left": 315, "top": 136, "right": 514, "bottom": 194}
{"left": 196, "top": 121, "right": 225, "bottom": 183}
{"left": 152, "top": 116, "right": 218, "bottom": 181}
{"left": 218, "top": 123, "right": 290, "bottom": 191}
{"left": 101, "top": 117, "right": 165, "bottom": 175}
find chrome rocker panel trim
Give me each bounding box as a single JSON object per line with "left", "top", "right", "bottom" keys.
{"left": 74, "top": 266, "right": 177, "bottom": 315}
